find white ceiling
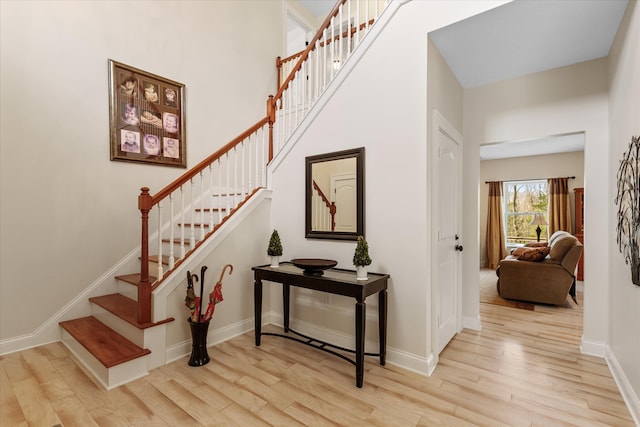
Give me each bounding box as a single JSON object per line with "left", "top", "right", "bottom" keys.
{"left": 298, "top": 0, "right": 628, "bottom": 159}
{"left": 479, "top": 132, "right": 585, "bottom": 160}
{"left": 299, "top": 0, "right": 628, "bottom": 88}
{"left": 429, "top": 0, "right": 628, "bottom": 89}
{"left": 299, "top": 0, "right": 334, "bottom": 18}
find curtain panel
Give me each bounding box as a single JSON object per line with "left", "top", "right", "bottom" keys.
{"left": 548, "top": 177, "right": 573, "bottom": 235}
{"left": 486, "top": 181, "right": 507, "bottom": 269}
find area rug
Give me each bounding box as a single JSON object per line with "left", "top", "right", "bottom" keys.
{"left": 479, "top": 268, "right": 535, "bottom": 310}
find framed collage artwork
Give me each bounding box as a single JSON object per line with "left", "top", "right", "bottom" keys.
{"left": 108, "top": 59, "right": 186, "bottom": 167}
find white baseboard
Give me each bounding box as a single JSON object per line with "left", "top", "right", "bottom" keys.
{"left": 463, "top": 315, "right": 482, "bottom": 331}
{"left": 580, "top": 337, "right": 607, "bottom": 357}
{"left": 164, "top": 311, "right": 282, "bottom": 364}
{"left": 0, "top": 334, "right": 37, "bottom": 356}
{"left": 385, "top": 348, "right": 432, "bottom": 377}
{"left": 606, "top": 346, "right": 640, "bottom": 426}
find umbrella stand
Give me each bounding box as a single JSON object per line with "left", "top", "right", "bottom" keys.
{"left": 185, "top": 264, "right": 233, "bottom": 367}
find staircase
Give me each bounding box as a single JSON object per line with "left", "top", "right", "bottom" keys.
{"left": 57, "top": 0, "right": 393, "bottom": 389}
{"left": 58, "top": 191, "right": 245, "bottom": 389}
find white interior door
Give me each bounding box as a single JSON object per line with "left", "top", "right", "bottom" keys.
{"left": 434, "top": 111, "right": 462, "bottom": 355}
{"left": 330, "top": 173, "right": 357, "bottom": 232}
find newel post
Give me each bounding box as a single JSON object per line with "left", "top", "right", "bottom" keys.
{"left": 267, "top": 95, "right": 275, "bottom": 161}
{"left": 138, "top": 187, "right": 152, "bottom": 324}
{"left": 275, "top": 57, "right": 282, "bottom": 89}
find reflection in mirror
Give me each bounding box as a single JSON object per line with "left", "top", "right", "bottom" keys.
{"left": 305, "top": 147, "right": 364, "bottom": 240}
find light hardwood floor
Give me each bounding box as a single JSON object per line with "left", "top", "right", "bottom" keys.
{"left": 1, "top": 285, "right": 634, "bottom": 426}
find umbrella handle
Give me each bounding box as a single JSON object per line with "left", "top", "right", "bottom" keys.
{"left": 217, "top": 264, "right": 233, "bottom": 284}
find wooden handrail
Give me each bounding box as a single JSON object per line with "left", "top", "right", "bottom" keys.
{"left": 150, "top": 116, "right": 270, "bottom": 206}
{"left": 312, "top": 180, "right": 336, "bottom": 231}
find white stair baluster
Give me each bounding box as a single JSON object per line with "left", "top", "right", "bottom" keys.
{"left": 286, "top": 85, "right": 292, "bottom": 141}
{"left": 339, "top": 5, "right": 343, "bottom": 69}
{"left": 260, "top": 126, "right": 266, "bottom": 187}
{"left": 169, "top": 194, "right": 175, "bottom": 270}
{"left": 366, "top": 1, "right": 370, "bottom": 34}
{"left": 180, "top": 186, "right": 186, "bottom": 258}
{"left": 217, "top": 158, "right": 223, "bottom": 225}
{"left": 253, "top": 132, "right": 258, "bottom": 190}
{"left": 276, "top": 97, "right": 285, "bottom": 152}
{"left": 356, "top": 0, "right": 360, "bottom": 45}
{"left": 330, "top": 16, "right": 335, "bottom": 81}
{"left": 208, "top": 164, "right": 214, "bottom": 230}
{"left": 247, "top": 135, "right": 253, "bottom": 192}
{"left": 242, "top": 140, "right": 246, "bottom": 198}
{"left": 233, "top": 146, "right": 238, "bottom": 206}
{"left": 314, "top": 39, "right": 320, "bottom": 101}
{"left": 323, "top": 28, "right": 327, "bottom": 89}
{"left": 347, "top": 0, "right": 352, "bottom": 59}
{"left": 157, "top": 203, "right": 163, "bottom": 280}
{"left": 199, "top": 172, "right": 205, "bottom": 241}
{"left": 189, "top": 179, "right": 196, "bottom": 247}
{"left": 294, "top": 70, "right": 299, "bottom": 128}
{"left": 226, "top": 153, "right": 231, "bottom": 216}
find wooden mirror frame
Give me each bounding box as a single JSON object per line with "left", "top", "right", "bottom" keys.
{"left": 305, "top": 147, "right": 365, "bottom": 240}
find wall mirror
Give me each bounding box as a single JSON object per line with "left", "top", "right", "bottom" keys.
{"left": 305, "top": 147, "right": 364, "bottom": 240}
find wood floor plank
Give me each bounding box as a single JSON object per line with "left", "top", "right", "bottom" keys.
{"left": 123, "top": 377, "right": 195, "bottom": 426}
{"left": 150, "top": 378, "right": 236, "bottom": 426}
{"left": 40, "top": 377, "right": 99, "bottom": 427}
{"left": 235, "top": 376, "right": 294, "bottom": 410}
{"left": 0, "top": 280, "right": 635, "bottom": 426}
{"left": 284, "top": 400, "right": 341, "bottom": 427}
{"left": 11, "top": 377, "right": 62, "bottom": 427}
{"left": 0, "top": 364, "right": 27, "bottom": 427}
{"left": 253, "top": 403, "right": 307, "bottom": 426}
{"left": 220, "top": 402, "right": 271, "bottom": 427}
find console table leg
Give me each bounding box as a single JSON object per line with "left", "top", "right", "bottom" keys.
{"left": 379, "top": 289, "right": 387, "bottom": 365}
{"left": 254, "top": 278, "right": 262, "bottom": 346}
{"left": 283, "top": 283, "right": 290, "bottom": 333}
{"left": 355, "top": 299, "right": 366, "bottom": 388}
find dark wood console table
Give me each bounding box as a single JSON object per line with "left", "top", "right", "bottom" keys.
{"left": 252, "top": 262, "right": 389, "bottom": 388}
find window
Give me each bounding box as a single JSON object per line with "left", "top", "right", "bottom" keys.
{"left": 503, "top": 180, "right": 548, "bottom": 245}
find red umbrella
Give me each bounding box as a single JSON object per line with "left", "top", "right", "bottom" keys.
{"left": 201, "top": 264, "right": 233, "bottom": 322}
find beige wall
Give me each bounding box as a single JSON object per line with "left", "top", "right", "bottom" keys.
{"left": 0, "top": 1, "right": 282, "bottom": 340}
{"left": 608, "top": 0, "right": 640, "bottom": 415}
{"left": 479, "top": 151, "right": 584, "bottom": 267}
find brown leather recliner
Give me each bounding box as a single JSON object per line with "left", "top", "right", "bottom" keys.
{"left": 496, "top": 231, "right": 583, "bottom": 305}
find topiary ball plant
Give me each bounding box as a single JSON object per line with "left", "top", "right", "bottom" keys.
{"left": 353, "top": 235, "right": 372, "bottom": 267}
{"left": 267, "top": 229, "right": 283, "bottom": 257}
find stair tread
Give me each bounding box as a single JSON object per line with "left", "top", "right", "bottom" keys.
{"left": 115, "top": 273, "right": 157, "bottom": 286}
{"left": 89, "top": 294, "right": 174, "bottom": 329}
{"left": 148, "top": 255, "right": 177, "bottom": 265}
{"left": 162, "top": 238, "right": 192, "bottom": 244}
{"left": 59, "top": 316, "right": 150, "bottom": 368}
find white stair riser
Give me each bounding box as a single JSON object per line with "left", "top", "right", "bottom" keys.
{"left": 91, "top": 304, "right": 145, "bottom": 347}
{"left": 61, "top": 329, "right": 149, "bottom": 390}
{"left": 117, "top": 282, "right": 138, "bottom": 301}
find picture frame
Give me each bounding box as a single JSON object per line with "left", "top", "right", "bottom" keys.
{"left": 108, "top": 59, "right": 186, "bottom": 168}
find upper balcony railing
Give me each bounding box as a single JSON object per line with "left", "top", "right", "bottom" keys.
{"left": 269, "top": 0, "right": 390, "bottom": 153}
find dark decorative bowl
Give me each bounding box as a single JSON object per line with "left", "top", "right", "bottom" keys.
{"left": 291, "top": 258, "right": 337, "bottom": 275}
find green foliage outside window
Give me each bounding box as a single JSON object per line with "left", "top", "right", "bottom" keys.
{"left": 504, "top": 181, "right": 548, "bottom": 244}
